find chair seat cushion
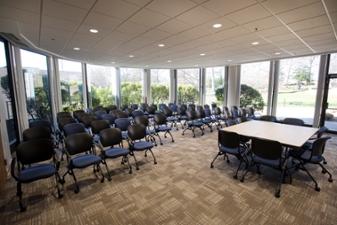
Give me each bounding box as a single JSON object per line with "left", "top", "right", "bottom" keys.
{"left": 167, "top": 117, "right": 177, "bottom": 122}
{"left": 219, "top": 146, "right": 241, "bottom": 155}
{"left": 19, "top": 164, "right": 56, "bottom": 183}
{"left": 71, "top": 154, "right": 101, "bottom": 168}
{"left": 133, "top": 141, "right": 153, "bottom": 150}
{"left": 190, "top": 121, "right": 204, "bottom": 127}
{"left": 104, "top": 147, "right": 129, "bottom": 158}
{"left": 146, "top": 129, "right": 156, "bottom": 135}
{"left": 253, "top": 155, "right": 281, "bottom": 168}
{"left": 156, "top": 126, "right": 171, "bottom": 132}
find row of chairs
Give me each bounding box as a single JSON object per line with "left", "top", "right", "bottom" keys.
{"left": 211, "top": 122, "right": 333, "bottom": 198}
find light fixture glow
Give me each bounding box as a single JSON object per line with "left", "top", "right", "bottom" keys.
{"left": 194, "top": 64, "right": 199, "bottom": 67}
{"left": 145, "top": 65, "right": 149, "bottom": 67}
{"left": 111, "top": 61, "right": 116, "bottom": 64}
{"left": 227, "top": 59, "right": 232, "bottom": 62}
{"left": 167, "top": 60, "right": 172, "bottom": 63}
{"left": 129, "top": 55, "right": 134, "bottom": 58}
{"left": 251, "top": 41, "right": 259, "bottom": 45}
{"left": 73, "top": 47, "right": 80, "bottom": 51}
{"left": 274, "top": 52, "right": 281, "bottom": 55}
{"left": 212, "top": 23, "right": 222, "bottom": 28}
{"left": 200, "top": 53, "right": 206, "bottom": 56}
{"left": 89, "top": 28, "right": 98, "bottom": 33}
{"left": 158, "top": 43, "right": 165, "bottom": 47}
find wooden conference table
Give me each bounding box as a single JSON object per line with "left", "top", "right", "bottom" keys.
{"left": 222, "top": 120, "right": 318, "bottom": 148}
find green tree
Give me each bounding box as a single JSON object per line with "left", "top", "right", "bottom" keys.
{"left": 294, "top": 66, "right": 312, "bottom": 90}
{"left": 121, "top": 82, "right": 142, "bottom": 105}
{"left": 0, "top": 75, "right": 11, "bottom": 99}
{"left": 215, "top": 84, "right": 264, "bottom": 111}
{"left": 151, "top": 84, "right": 169, "bottom": 104}
{"left": 177, "top": 85, "right": 199, "bottom": 104}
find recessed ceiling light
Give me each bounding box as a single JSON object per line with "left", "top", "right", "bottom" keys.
{"left": 212, "top": 23, "right": 222, "bottom": 28}
{"left": 73, "top": 47, "right": 80, "bottom": 51}
{"left": 145, "top": 65, "right": 149, "bottom": 67}
{"left": 274, "top": 52, "right": 281, "bottom": 55}
{"left": 158, "top": 43, "right": 165, "bottom": 47}
{"left": 227, "top": 59, "right": 232, "bottom": 62}
{"left": 194, "top": 64, "right": 199, "bottom": 67}
{"left": 129, "top": 55, "right": 134, "bottom": 58}
{"left": 89, "top": 28, "right": 98, "bottom": 33}
{"left": 251, "top": 41, "right": 259, "bottom": 45}
{"left": 200, "top": 53, "right": 206, "bottom": 56}
{"left": 167, "top": 60, "right": 172, "bottom": 63}
{"left": 111, "top": 61, "right": 116, "bottom": 64}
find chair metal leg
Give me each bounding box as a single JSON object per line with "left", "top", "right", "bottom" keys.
{"left": 102, "top": 159, "right": 112, "bottom": 181}
{"left": 318, "top": 163, "right": 333, "bottom": 182}
{"left": 275, "top": 168, "right": 286, "bottom": 198}
{"left": 96, "top": 163, "right": 105, "bottom": 183}
{"left": 167, "top": 131, "right": 175, "bottom": 142}
{"left": 69, "top": 169, "right": 80, "bottom": 193}
{"left": 130, "top": 152, "right": 139, "bottom": 170}
{"left": 148, "top": 149, "right": 157, "bottom": 164}
{"left": 192, "top": 127, "right": 196, "bottom": 138}
{"left": 54, "top": 172, "right": 63, "bottom": 198}
{"left": 240, "top": 164, "right": 250, "bottom": 182}
{"left": 156, "top": 133, "right": 163, "bottom": 145}
{"left": 17, "top": 182, "right": 26, "bottom": 212}
{"left": 234, "top": 159, "right": 243, "bottom": 179}
{"left": 210, "top": 152, "right": 221, "bottom": 168}
{"left": 125, "top": 156, "right": 132, "bottom": 174}
{"left": 300, "top": 163, "right": 320, "bottom": 191}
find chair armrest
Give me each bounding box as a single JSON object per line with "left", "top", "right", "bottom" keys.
{"left": 10, "top": 157, "right": 19, "bottom": 181}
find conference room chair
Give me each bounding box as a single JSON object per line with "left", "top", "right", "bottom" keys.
{"left": 131, "top": 109, "right": 145, "bottom": 118}
{"left": 101, "top": 113, "right": 116, "bottom": 126}
{"left": 22, "top": 126, "right": 52, "bottom": 141}
{"left": 145, "top": 104, "right": 156, "bottom": 118}
{"left": 115, "top": 118, "right": 131, "bottom": 145}
{"left": 182, "top": 109, "right": 204, "bottom": 137}
{"left": 210, "top": 130, "right": 249, "bottom": 180}
{"left": 94, "top": 109, "right": 108, "bottom": 119}
{"left": 204, "top": 104, "right": 220, "bottom": 130}
{"left": 177, "top": 104, "right": 188, "bottom": 129}
{"left": 106, "top": 105, "right": 118, "bottom": 112}
{"left": 140, "top": 103, "right": 148, "bottom": 112}
{"left": 57, "top": 111, "right": 72, "bottom": 119}
{"left": 127, "top": 124, "right": 157, "bottom": 170}
{"left": 60, "top": 133, "right": 104, "bottom": 193}
{"left": 241, "top": 138, "right": 288, "bottom": 198}
{"left": 259, "top": 115, "right": 277, "bottom": 122}
{"left": 29, "top": 120, "right": 53, "bottom": 133}
{"left": 97, "top": 128, "right": 132, "bottom": 180}
{"left": 154, "top": 112, "right": 175, "bottom": 144}
{"left": 131, "top": 104, "right": 138, "bottom": 111}
{"left": 290, "top": 137, "right": 332, "bottom": 191}
{"left": 91, "top": 120, "right": 110, "bottom": 142}
{"left": 213, "top": 107, "right": 226, "bottom": 128}
{"left": 62, "top": 123, "right": 86, "bottom": 137}
{"left": 11, "top": 138, "right": 62, "bottom": 211}
{"left": 282, "top": 118, "right": 305, "bottom": 126}
{"left": 73, "top": 110, "right": 86, "bottom": 121}
{"left": 196, "top": 106, "right": 213, "bottom": 132}
{"left": 162, "top": 105, "right": 179, "bottom": 130}
{"left": 246, "top": 107, "right": 256, "bottom": 120}
{"left": 134, "top": 115, "right": 158, "bottom": 146}
{"left": 238, "top": 108, "right": 248, "bottom": 123}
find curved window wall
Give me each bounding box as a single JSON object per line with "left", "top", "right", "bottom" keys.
{"left": 150, "top": 69, "right": 170, "bottom": 104}
{"left": 205, "top": 67, "right": 224, "bottom": 106}
{"left": 120, "top": 68, "right": 143, "bottom": 106}
{"left": 177, "top": 68, "right": 200, "bottom": 105}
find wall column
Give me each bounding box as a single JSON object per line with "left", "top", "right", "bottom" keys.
{"left": 115, "top": 67, "right": 121, "bottom": 108}
{"left": 143, "top": 69, "right": 151, "bottom": 104}
{"left": 170, "top": 69, "right": 177, "bottom": 103}
{"left": 227, "top": 65, "right": 241, "bottom": 107}
{"left": 200, "top": 67, "right": 206, "bottom": 106}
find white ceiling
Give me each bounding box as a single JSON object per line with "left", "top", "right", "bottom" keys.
{"left": 0, "top": 0, "right": 336, "bottom": 68}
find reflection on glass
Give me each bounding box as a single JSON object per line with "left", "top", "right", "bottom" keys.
{"left": 150, "top": 69, "right": 170, "bottom": 104}
{"left": 87, "top": 64, "right": 116, "bottom": 108}
{"left": 325, "top": 79, "right": 337, "bottom": 131}
{"left": 0, "top": 41, "right": 17, "bottom": 145}
{"left": 205, "top": 67, "right": 224, "bottom": 106}
{"left": 21, "top": 49, "right": 51, "bottom": 121}
{"left": 58, "top": 59, "right": 83, "bottom": 111}
{"left": 276, "top": 55, "right": 320, "bottom": 124}
{"left": 120, "top": 68, "right": 143, "bottom": 106}
{"left": 177, "top": 68, "right": 200, "bottom": 104}
{"left": 329, "top": 53, "right": 337, "bottom": 74}
{"left": 241, "top": 61, "right": 269, "bottom": 115}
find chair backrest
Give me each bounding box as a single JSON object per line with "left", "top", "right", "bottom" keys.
{"left": 204, "top": 106, "right": 212, "bottom": 117}
{"left": 16, "top": 139, "right": 54, "bottom": 165}
{"left": 239, "top": 108, "right": 247, "bottom": 118}
{"left": 29, "top": 120, "right": 52, "bottom": 133}
{"left": 131, "top": 110, "right": 144, "bottom": 118}
{"left": 80, "top": 115, "right": 97, "bottom": 128}
{"left": 247, "top": 107, "right": 255, "bottom": 117}
{"left": 127, "top": 124, "right": 146, "bottom": 141}
{"left": 169, "top": 103, "right": 178, "bottom": 112}
{"left": 196, "top": 106, "right": 206, "bottom": 119}
{"left": 140, "top": 103, "right": 148, "bottom": 111}
{"left": 99, "top": 128, "right": 122, "bottom": 147}
{"left": 101, "top": 114, "right": 116, "bottom": 125}
{"left": 124, "top": 108, "right": 133, "bottom": 117}
{"left": 163, "top": 107, "right": 173, "bottom": 117}
{"left": 146, "top": 105, "right": 156, "bottom": 114}
{"left": 188, "top": 104, "right": 196, "bottom": 111}
{"left": 115, "top": 118, "right": 131, "bottom": 131}
{"left": 57, "top": 112, "right": 72, "bottom": 119}
{"left": 22, "top": 127, "right": 51, "bottom": 141}
{"left": 134, "top": 115, "right": 149, "bottom": 127}
{"left": 63, "top": 123, "right": 86, "bottom": 136}
{"left": 65, "top": 133, "right": 93, "bottom": 155}
{"left": 311, "top": 137, "right": 330, "bottom": 157}
{"left": 218, "top": 130, "right": 240, "bottom": 149}
{"left": 106, "top": 105, "right": 117, "bottom": 112}
{"left": 94, "top": 110, "right": 107, "bottom": 119}
{"left": 159, "top": 103, "right": 167, "bottom": 111}
{"left": 91, "top": 120, "right": 110, "bottom": 135}
{"left": 231, "top": 106, "right": 239, "bottom": 118}
{"left": 223, "top": 106, "right": 231, "bottom": 117}
{"left": 260, "top": 115, "right": 277, "bottom": 122}
{"left": 316, "top": 126, "right": 328, "bottom": 138}
{"left": 214, "top": 107, "right": 222, "bottom": 115}
{"left": 73, "top": 110, "right": 86, "bottom": 120}
{"left": 178, "top": 104, "right": 187, "bottom": 115}
{"left": 154, "top": 113, "right": 167, "bottom": 125}
{"left": 186, "top": 110, "right": 197, "bottom": 120}
{"left": 211, "top": 103, "right": 217, "bottom": 110}
{"left": 283, "top": 118, "right": 305, "bottom": 126}
{"left": 58, "top": 117, "right": 77, "bottom": 129}
{"left": 130, "top": 104, "right": 138, "bottom": 111}
{"left": 251, "top": 138, "right": 283, "bottom": 160}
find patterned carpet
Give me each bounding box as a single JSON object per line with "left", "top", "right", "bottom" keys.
{"left": 0, "top": 128, "right": 336, "bottom": 225}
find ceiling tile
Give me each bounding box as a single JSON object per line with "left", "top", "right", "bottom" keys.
{"left": 176, "top": 6, "right": 218, "bottom": 26}
{"left": 43, "top": 0, "right": 88, "bottom": 23}
{"left": 323, "top": 0, "right": 337, "bottom": 13}
{"left": 147, "top": 0, "right": 196, "bottom": 17}
{"left": 54, "top": 0, "right": 96, "bottom": 10}
{"left": 42, "top": 16, "right": 79, "bottom": 32}
{"left": 130, "top": 8, "right": 170, "bottom": 27}
{"left": 202, "top": 0, "right": 257, "bottom": 16}
{"left": 94, "top": 0, "right": 140, "bottom": 20}
{"left": 116, "top": 20, "right": 150, "bottom": 36}
{"left": 259, "top": 0, "right": 319, "bottom": 14}
{"left": 296, "top": 24, "right": 333, "bottom": 38}
{"left": 243, "top": 16, "right": 283, "bottom": 32}
{"left": 287, "top": 15, "right": 330, "bottom": 31}
{"left": 141, "top": 29, "right": 171, "bottom": 41}
{"left": 226, "top": 4, "right": 271, "bottom": 25}
{"left": 157, "top": 19, "right": 191, "bottom": 34}
{"left": 0, "top": 5, "right": 39, "bottom": 25}
{"left": 0, "top": 0, "right": 41, "bottom": 13}
{"left": 83, "top": 12, "right": 122, "bottom": 31}
{"left": 123, "top": 0, "right": 153, "bottom": 7}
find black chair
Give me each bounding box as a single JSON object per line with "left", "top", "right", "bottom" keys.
{"left": 134, "top": 115, "right": 158, "bottom": 146}
{"left": 238, "top": 108, "right": 248, "bottom": 123}
{"left": 145, "top": 105, "right": 156, "bottom": 118}
{"left": 204, "top": 105, "right": 219, "bottom": 129}
{"left": 98, "top": 128, "right": 132, "bottom": 180}
{"left": 60, "top": 133, "right": 104, "bottom": 193}
{"left": 57, "top": 112, "right": 72, "bottom": 119}
{"left": 177, "top": 104, "right": 188, "bottom": 129}
{"left": 247, "top": 107, "right": 255, "bottom": 120}
{"left": 22, "top": 127, "right": 52, "bottom": 141}
{"left": 283, "top": 118, "right": 305, "bottom": 126}
{"left": 154, "top": 113, "right": 174, "bottom": 144}
{"left": 241, "top": 138, "right": 288, "bottom": 198}
{"left": 63, "top": 123, "right": 86, "bottom": 137}
{"left": 11, "top": 139, "right": 62, "bottom": 211}
{"left": 131, "top": 110, "right": 144, "bottom": 118}
{"left": 182, "top": 110, "right": 204, "bottom": 137}
{"left": 210, "top": 131, "right": 248, "bottom": 179}
{"left": 29, "top": 120, "right": 53, "bottom": 133}
{"left": 259, "top": 115, "right": 277, "bottom": 122}
{"left": 290, "top": 137, "right": 332, "bottom": 191}
{"left": 101, "top": 113, "right": 116, "bottom": 126}
{"left": 91, "top": 120, "right": 110, "bottom": 142}
{"left": 196, "top": 106, "right": 213, "bottom": 132}
{"left": 73, "top": 110, "right": 85, "bottom": 120}
{"left": 115, "top": 118, "right": 131, "bottom": 141}
{"left": 162, "top": 106, "right": 178, "bottom": 130}
{"left": 223, "top": 106, "right": 237, "bottom": 126}
{"left": 213, "top": 107, "right": 226, "bottom": 127}
{"left": 58, "top": 117, "right": 77, "bottom": 131}
{"left": 127, "top": 124, "right": 157, "bottom": 170}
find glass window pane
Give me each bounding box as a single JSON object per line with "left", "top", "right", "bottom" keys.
{"left": 205, "top": 67, "right": 224, "bottom": 106}
{"left": 240, "top": 61, "right": 269, "bottom": 115}
{"left": 177, "top": 68, "right": 200, "bottom": 104}
{"left": 21, "top": 49, "right": 52, "bottom": 121}
{"left": 58, "top": 59, "right": 83, "bottom": 111}
{"left": 120, "top": 68, "right": 143, "bottom": 106}
{"left": 329, "top": 53, "right": 337, "bottom": 74}
{"left": 0, "top": 41, "right": 18, "bottom": 145}
{"left": 87, "top": 64, "right": 116, "bottom": 108}
{"left": 276, "top": 55, "right": 320, "bottom": 124}
{"left": 150, "top": 69, "right": 170, "bottom": 104}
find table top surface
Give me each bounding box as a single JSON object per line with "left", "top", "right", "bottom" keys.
{"left": 222, "top": 120, "right": 319, "bottom": 148}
